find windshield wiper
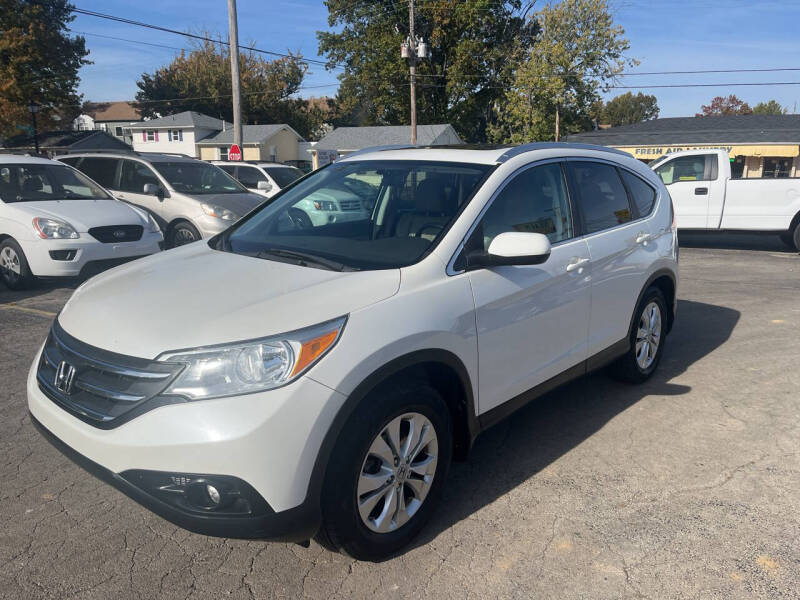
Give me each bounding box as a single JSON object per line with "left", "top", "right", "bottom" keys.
{"left": 256, "top": 248, "right": 356, "bottom": 272}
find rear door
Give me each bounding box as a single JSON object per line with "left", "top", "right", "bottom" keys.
{"left": 466, "top": 162, "right": 591, "bottom": 414}
{"left": 71, "top": 156, "right": 120, "bottom": 192}
{"left": 653, "top": 153, "right": 720, "bottom": 229}
{"left": 567, "top": 160, "right": 654, "bottom": 356}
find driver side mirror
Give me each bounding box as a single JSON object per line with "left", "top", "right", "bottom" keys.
{"left": 466, "top": 232, "right": 551, "bottom": 270}
{"left": 257, "top": 180, "right": 273, "bottom": 192}
{"left": 143, "top": 183, "right": 164, "bottom": 199}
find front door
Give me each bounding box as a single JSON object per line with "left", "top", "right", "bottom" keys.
{"left": 653, "top": 153, "right": 717, "bottom": 229}
{"left": 465, "top": 162, "right": 592, "bottom": 414}
{"left": 115, "top": 159, "right": 167, "bottom": 224}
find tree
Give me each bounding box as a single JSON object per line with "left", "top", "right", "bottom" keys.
{"left": 135, "top": 40, "right": 327, "bottom": 139}
{"left": 696, "top": 95, "right": 752, "bottom": 117}
{"left": 0, "top": 1, "right": 89, "bottom": 139}
{"left": 489, "top": 0, "right": 635, "bottom": 143}
{"left": 318, "top": 0, "right": 536, "bottom": 143}
{"left": 601, "top": 92, "right": 659, "bottom": 126}
{"left": 753, "top": 100, "right": 786, "bottom": 115}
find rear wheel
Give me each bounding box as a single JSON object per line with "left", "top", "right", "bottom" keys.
{"left": 0, "top": 239, "right": 34, "bottom": 290}
{"left": 780, "top": 221, "right": 800, "bottom": 251}
{"left": 610, "top": 287, "right": 667, "bottom": 383}
{"left": 317, "top": 381, "right": 452, "bottom": 561}
{"left": 169, "top": 221, "right": 201, "bottom": 248}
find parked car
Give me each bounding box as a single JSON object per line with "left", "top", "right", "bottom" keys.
{"left": 0, "top": 154, "right": 163, "bottom": 290}
{"left": 651, "top": 149, "right": 800, "bottom": 250}
{"left": 211, "top": 161, "right": 304, "bottom": 198}
{"left": 29, "top": 143, "right": 678, "bottom": 560}
{"left": 58, "top": 153, "right": 264, "bottom": 248}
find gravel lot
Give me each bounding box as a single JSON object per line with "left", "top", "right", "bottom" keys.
{"left": 1, "top": 232, "right": 798, "bottom": 599}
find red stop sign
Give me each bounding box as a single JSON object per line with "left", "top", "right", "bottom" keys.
{"left": 228, "top": 144, "right": 242, "bottom": 161}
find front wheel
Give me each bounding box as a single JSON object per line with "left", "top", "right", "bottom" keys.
{"left": 317, "top": 382, "right": 452, "bottom": 561}
{"left": 169, "top": 221, "right": 201, "bottom": 248}
{"left": 0, "top": 239, "right": 34, "bottom": 290}
{"left": 780, "top": 222, "right": 800, "bottom": 252}
{"left": 610, "top": 286, "right": 668, "bottom": 383}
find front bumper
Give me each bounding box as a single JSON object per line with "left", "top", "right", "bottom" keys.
{"left": 27, "top": 342, "right": 347, "bottom": 540}
{"left": 24, "top": 232, "right": 163, "bottom": 277}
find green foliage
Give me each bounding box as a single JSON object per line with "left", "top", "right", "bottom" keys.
{"left": 489, "top": 0, "right": 635, "bottom": 143}
{"left": 318, "top": 0, "right": 536, "bottom": 143}
{"left": 696, "top": 95, "right": 752, "bottom": 117}
{"left": 601, "top": 92, "right": 659, "bottom": 126}
{"left": 0, "top": 0, "right": 89, "bottom": 138}
{"left": 752, "top": 100, "right": 786, "bottom": 115}
{"left": 135, "top": 40, "right": 327, "bottom": 139}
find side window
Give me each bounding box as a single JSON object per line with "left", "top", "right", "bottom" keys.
{"left": 76, "top": 157, "right": 119, "bottom": 189}
{"left": 237, "top": 166, "right": 267, "bottom": 188}
{"left": 654, "top": 155, "right": 707, "bottom": 185}
{"left": 58, "top": 157, "right": 81, "bottom": 167}
{"left": 473, "top": 163, "right": 573, "bottom": 252}
{"left": 119, "top": 160, "right": 160, "bottom": 193}
{"left": 570, "top": 162, "right": 632, "bottom": 234}
{"left": 620, "top": 170, "right": 657, "bottom": 218}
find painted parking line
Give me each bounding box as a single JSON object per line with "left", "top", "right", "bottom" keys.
{"left": 0, "top": 304, "right": 57, "bottom": 318}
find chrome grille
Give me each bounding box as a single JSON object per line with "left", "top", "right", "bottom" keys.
{"left": 37, "top": 323, "right": 184, "bottom": 428}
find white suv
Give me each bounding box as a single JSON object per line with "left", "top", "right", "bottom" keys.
{"left": 211, "top": 161, "right": 304, "bottom": 198}
{"left": 28, "top": 144, "right": 678, "bottom": 560}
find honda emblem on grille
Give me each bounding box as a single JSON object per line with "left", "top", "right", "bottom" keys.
{"left": 113, "top": 229, "right": 126, "bottom": 239}
{"left": 55, "top": 361, "right": 77, "bottom": 394}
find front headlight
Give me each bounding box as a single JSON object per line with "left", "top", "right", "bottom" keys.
{"left": 201, "top": 203, "right": 238, "bottom": 221}
{"left": 157, "top": 316, "right": 346, "bottom": 400}
{"left": 33, "top": 217, "right": 79, "bottom": 239}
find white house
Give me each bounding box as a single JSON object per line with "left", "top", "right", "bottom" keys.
{"left": 129, "top": 111, "right": 228, "bottom": 158}
{"left": 72, "top": 101, "right": 143, "bottom": 146}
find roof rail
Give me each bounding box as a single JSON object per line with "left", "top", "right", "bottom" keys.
{"left": 56, "top": 148, "right": 137, "bottom": 155}
{"left": 340, "top": 144, "right": 416, "bottom": 160}
{"left": 497, "top": 142, "right": 630, "bottom": 163}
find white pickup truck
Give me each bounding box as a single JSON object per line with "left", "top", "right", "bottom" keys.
{"left": 650, "top": 149, "right": 800, "bottom": 250}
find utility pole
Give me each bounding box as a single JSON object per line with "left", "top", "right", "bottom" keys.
{"left": 409, "top": 0, "right": 417, "bottom": 145}
{"left": 227, "top": 0, "right": 243, "bottom": 152}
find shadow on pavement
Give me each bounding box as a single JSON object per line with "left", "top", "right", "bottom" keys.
{"left": 411, "top": 298, "right": 741, "bottom": 552}
{"left": 0, "top": 277, "right": 79, "bottom": 305}
{"left": 678, "top": 231, "right": 796, "bottom": 253}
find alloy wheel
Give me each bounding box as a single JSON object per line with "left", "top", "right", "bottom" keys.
{"left": 0, "top": 246, "right": 21, "bottom": 284}
{"left": 635, "top": 301, "right": 662, "bottom": 370}
{"left": 357, "top": 412, "right": 438, "bottom": 534}
{"left": 172, "top": 227, "right": 198, "bottom": 246}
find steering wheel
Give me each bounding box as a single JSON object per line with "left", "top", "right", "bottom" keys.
{"left": 288, "top": 208, "right": 313, "bottom": 229}
{"left": 415, "top": 223, "right": 445, "bottom": 239}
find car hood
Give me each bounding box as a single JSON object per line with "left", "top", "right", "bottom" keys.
{"left": 9, "top": 199, "right": 146, "bottom": 232}
{"left": 188, "top": 192, "right": 265, "bottom": 217}
{"left": 57, "top": 243, "right": 401, "bottom": 359}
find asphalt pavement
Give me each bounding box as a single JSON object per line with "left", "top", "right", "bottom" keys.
{"left": 1, "top": 232, "right": 798, "bottom": 599}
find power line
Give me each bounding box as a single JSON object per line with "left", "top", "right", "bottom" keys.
{"left": 72, "top": 7, "right": 345, "bottom": 70}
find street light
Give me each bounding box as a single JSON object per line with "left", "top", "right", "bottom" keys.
{"left": 27, "top": 101, "right": 40, "bottom": 155}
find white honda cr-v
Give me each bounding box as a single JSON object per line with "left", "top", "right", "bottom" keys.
{"left": 28, "top": 143, "right": 678, "bottom": 560}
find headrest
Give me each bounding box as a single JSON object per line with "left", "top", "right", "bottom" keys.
{"left": 415, "top": 178, "right": 454, "bottom": 215}
{"left": 23, "top": 176, "right": 43, "bottom": 193}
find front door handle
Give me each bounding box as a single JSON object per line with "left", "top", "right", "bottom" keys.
{"left": 695, "top": 187, "right": 708, "bottom": 195}
{"left": 566, "top": 257, "right": 590, "bottom": 272}
{"left": 636, "top": 231, "right": 652, "bottom": 245}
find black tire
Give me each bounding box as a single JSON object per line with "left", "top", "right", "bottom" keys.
{"left": 317, "top": 381, "right": 453, "bottom": 561}
{"left": 610, "top": 286, "right": 668, "bottom": 383}
{"left": 169, "top": 221, "right": 201, "bottom": 248}
{"left": 780, "top": 222, "right": 800, "bottom": 252}
{"left": 0, "top": 238, "right": 35, "bottom": 290}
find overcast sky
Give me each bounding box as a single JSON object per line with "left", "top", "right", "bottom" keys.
{"left": 72, "top": 0, "right": 800, "bottom": 117}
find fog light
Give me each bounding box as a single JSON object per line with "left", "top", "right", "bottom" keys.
{"left": 206, "top": 484, "right": 221, "bottom": 506}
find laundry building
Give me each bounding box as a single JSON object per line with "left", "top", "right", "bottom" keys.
{"left": 568, "top": 114, "right": 800, "bottom": 179}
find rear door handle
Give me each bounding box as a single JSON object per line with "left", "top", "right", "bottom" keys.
{"left": 695, "top": 187, "right": 708, "bottom": 195}
{"left": 566, "top": 257, "right": 590, "bottom": 272}
{"left": 636, "top": 231, "right": 652, "bottom": 244}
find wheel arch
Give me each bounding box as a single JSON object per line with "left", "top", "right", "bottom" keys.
{"left": 305, "top": 349, "right": 478, "bottom": 515}
{"left": 630, "top": 269, "right": 677, "bottom": 337}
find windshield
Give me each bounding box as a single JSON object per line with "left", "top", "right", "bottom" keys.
{"left": 265, "top": 166, "right": 303, "bottom": 188}
{"left": 0, "top": 163, "right": 111, "bottom": 203}
{"left": 152, "top": 162, "right": 247, "bottom": 194}
{"left": 224, "top": 160, "right": 492, "bottom": 270}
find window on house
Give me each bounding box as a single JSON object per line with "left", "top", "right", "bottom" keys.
{"left": 762, "top": 157, "right": 792, "bottom": 178}
{"left": 145, "top": 130, "right": 156, "bottom": 142}
{"left": 115, "top": 126, "right": 123, "bottom": 137}
{"left": 168, "top": 130, "right": 183, "bottom": 142}
{"left": 219, "top": 147, "right": 229, "bottom": 161}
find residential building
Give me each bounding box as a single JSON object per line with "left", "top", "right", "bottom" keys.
{"left": 72, "top": 101, "right": 143, "bottom": 145}
{"left": 129, "top": 111, "right": 228, "bottom": 158}
{"left": 1, "top": 130, "right": 131, "bottom": 157}
{"left": 310, "top": 124, "right": 463, "bottom": 168}
{"left": 196, "top": 124, "right": 304, "bottom": 162}
{"left": 567, "top": 114, "right": 800, "bottom": 178}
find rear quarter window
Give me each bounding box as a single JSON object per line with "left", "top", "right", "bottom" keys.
{"left": 620, "top": 170, "right": 657, "bottom": 218}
